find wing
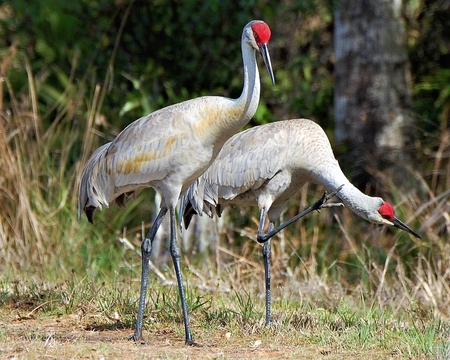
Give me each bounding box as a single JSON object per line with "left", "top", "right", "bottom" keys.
{"left": 204, "top": 122, "right": 289, "bottom": 200}
{"left": 181, "top": 122, "right": 290, "bottom": 224}
{"left": 104, "top": 95, "right": 243, "bottom": 193}
{"left": 105, "top": 107, "right": 186, "bottom": 189}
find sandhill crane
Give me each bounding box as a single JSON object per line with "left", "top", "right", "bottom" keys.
{"left": 78, "top": 20, "right": 275, "bottom": 345}
{"left": 180, "top": 118, "right": 422, "bottom": 326}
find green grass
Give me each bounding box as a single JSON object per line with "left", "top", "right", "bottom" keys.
{"left": 1, "top": 274, "right": 450, "bottom": 358}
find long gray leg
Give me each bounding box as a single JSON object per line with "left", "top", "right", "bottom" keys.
{"left": 130, "top": 207, "right": 167, "bottom": 342}
{"left": 168, "top": 207, "right": 195, "bottom": 345}
{"left": 257, "top": 209, "right": 272, "bottom": 326}
{"left": 262, "top": 222, "right": 274, "bottom": 326}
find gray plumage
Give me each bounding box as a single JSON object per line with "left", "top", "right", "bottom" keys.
{"left": 182, "top": 118, "right": 421, "bottom": 231}
{"left": 180, "top": 118, "right": 422, "bottom": 325}
{"left": 78, "top": 20, "right": 275, "bottom": 344}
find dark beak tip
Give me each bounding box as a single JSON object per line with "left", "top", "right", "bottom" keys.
{"left": 259, "top": 43, "right": 275, "bottom": 86}
{"left": 393, "top": 217, "right": 422, "bottom": 239}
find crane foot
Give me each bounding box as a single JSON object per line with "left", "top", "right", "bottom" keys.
{"left": 320, "top": 202, "right": 344, "bottom": 209}
{"left": 314, "top": 184, "right": 345, "bottom": 211}
{"left": 186, "top": 339, "right": 203, "bottom": 347}
{"left": 128, "top": 333, "right": 145, "bottom": 344}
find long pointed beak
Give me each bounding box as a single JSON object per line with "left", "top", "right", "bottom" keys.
{"left": 259, "top": 43, "right": 275, "bottom": 86}
{"left": 393, "top": 217, "right": 422, "bottom": 239}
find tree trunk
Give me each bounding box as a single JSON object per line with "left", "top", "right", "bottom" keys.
{"left": 334, "top": 0, "right": 416, "bottom": 189}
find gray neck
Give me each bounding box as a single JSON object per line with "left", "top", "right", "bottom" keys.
{"left": 318, "top": 164, "right": 382, "bottom": 222}
{"left": 235, "top": 37, "right": 260, "bottom": 123}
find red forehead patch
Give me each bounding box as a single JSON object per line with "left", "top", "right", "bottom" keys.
{"left": 378, "top": 202, "right": 395, "bottom": 220}
{"left": 251, "top": 21, "right": 271, "bottom": 45}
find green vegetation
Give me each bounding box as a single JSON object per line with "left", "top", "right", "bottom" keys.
{"left": 1, "top": 0, "right": 450, "bottom": 358}
{"left": 1, "top": 275, "right": 449, "bottom": 358}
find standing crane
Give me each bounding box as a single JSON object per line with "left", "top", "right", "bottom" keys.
{"left": 180, "top": 118, "right": 422, "bottom": 326}
{"left": 78, "top": 20, "right": 275, "bottom": 345}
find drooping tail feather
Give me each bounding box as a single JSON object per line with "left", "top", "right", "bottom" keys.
{"left": 179, "top": 177, "right": 221, "bottom": 230}
{"left": 85, "top": 206, "right": 96, "bottom": 224}
{"left": 77, "top": 142, "right": 113, "bottom": 223}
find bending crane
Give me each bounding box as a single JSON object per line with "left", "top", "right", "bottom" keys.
{"left": 180, "top": 118, "right": 422, "bottom": 326}
{"left": 78, "top": 20, "right": 275, "bottom": 344}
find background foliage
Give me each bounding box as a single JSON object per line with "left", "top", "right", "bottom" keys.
{"left": 0, "top": 0, "right": 449, "bottom": 323}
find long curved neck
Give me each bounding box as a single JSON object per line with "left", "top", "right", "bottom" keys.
{"left": 203, "top": 38, "right": 261, "bottom": 152}
{"left": 316, "top": 163, "right": 379, "bottom": 221}
{"left": 215, "top": 38, "right": 260, "bottom": 137}
{"left": 235, "top": 39, "right": 260, "bottom": 123}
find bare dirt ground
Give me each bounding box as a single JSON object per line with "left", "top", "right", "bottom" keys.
{"left": 1, "top": 314, "right": 397, "bottom": 360}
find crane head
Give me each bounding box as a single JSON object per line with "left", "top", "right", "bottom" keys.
{"left": 251, "top": 21, "right": 271, "bottom": 45}
{"left": 378, "top": 201, "right": 422, "bottom": 239}
{"left": 245, "top": 20, "right": 275, "bottom": 86}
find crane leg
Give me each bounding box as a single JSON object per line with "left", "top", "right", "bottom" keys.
{"left": 257, "top": 209, "right": 272, "bottom": 326}
{"left": 256, "top": 185, "right": 345, "bottom": 244}
{"left": 262, "top": 222, "right": 274, "bottom": 326}
{"left": 168, "top": 207, "right": 198, "bottom": 346}
{"left": 130, "top": 207, "right": 167, "bottom": 342}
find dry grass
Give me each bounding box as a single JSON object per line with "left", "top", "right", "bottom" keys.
{"left": 1, "top": 45, "right": 450, "bottom": 358}
{"left": 1, "top": 273, "right": 449, "bottom": 359}
{"left": 0, "top": 45, "right": 121, "bottom": 272}
{"left": 0, "top": 314, "right": 397, "bottom": 360}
